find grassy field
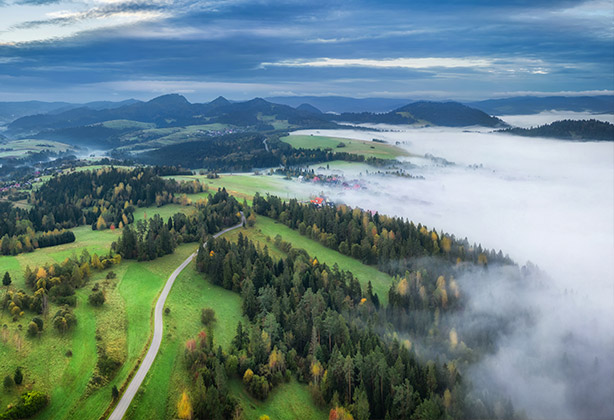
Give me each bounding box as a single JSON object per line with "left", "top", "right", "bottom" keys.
{"left": 0, "top": 237, "right": 198, "bottom": 420}
{"left": 281, "top": 134, "right": 407, "bottom": 159}
{"left": 230, "top": 378, "right": 327, "bottom": 420}
{"left": 0, "top": 199, "right": 204, "bottom": 419}
{"left": 127, "top": 260, "right": 246, "bottom": 419}
{"left": 166, "top": 173, "right": 315, "bottom": 204}
{"left": 0, "top": 139, "right": 74, "bottom": 158}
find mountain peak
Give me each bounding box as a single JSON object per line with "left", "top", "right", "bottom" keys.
{"left": 147, "top": 94, "right": 190, "bottom": 106}
{"left": 209, "top": 96, "right": 230, "bottom": 106}
{"left": 296, "top": 103, "right": 322, "bottom": 114}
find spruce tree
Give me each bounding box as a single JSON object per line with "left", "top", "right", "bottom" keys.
{"left": 2, "top": 271, "right": 11, "bottom": 287}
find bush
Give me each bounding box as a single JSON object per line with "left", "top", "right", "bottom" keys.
{"left": 106, "top": 271, "right": 116, "bottom": 280}
{"left": 13, "top": 368, "right": 22, "bottom": 385}
{"left": 111, "top": 385, "right": 119, "bottom": 400}
{"left": 53, "top": 306, "right": 77, "bottom": 334}
{"left": 88, "top": 291, "right": 105, "bottom": 306}
{"left": 32, "top": 317, "right": 43, "bottom": 331}
{"left": 3, "top": 375, "right": 13, "bottom": 390}
{"left": 0, "top": 391, "right": 49, "bottom": 419}
{"left": 27, "top": 322, "right": 38, "bottom": 337}
{"left": 201, "top": 308, "right": 216, "bottom": 326}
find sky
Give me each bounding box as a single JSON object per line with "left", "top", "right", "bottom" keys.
{"left": 0, "top": 0, "right": 613, "bottom": 102}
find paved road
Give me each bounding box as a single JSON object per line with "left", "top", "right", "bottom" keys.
{"left": 109, "top": 215, "right": 245, "bottom": 420}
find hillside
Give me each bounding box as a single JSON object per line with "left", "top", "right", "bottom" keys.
{"left": 498, "top": 119, "right": 614, "bottom": 141}
{"left": 6, "top": 95, "right": 335, "bottom": 138}
{"left": 469, "top": 95, "right": 614, "bottom": 115}
{"left": 329, "top": 100, "right": 508, "bottom": 127}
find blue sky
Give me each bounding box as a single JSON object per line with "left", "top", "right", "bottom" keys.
{"left": 0, "top": 0, "right": 612, "bottom": 102}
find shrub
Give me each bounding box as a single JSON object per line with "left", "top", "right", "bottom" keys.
{"left": 111, "top": 385, "right": 119, "bottom": 400}
{"left": 0, "top": 391, "right": 49, "bottom": 419}
{"left": 3, "top": 375, "right": 13, "bottom": 390}
{"left": 88, "top": 291, "right": 105, "bottom": 306}
{"left": 27, "top": 322, "right": 38, "bottom": 337}
{"left": 200, "top": 308, "right": 216, "bottom": 326}
{"left": 106, "top": 271, "right": 116, "bottom": 280}
{"left": 13, "top": 368, "right": 22, "bottom": 385}
{"left": 32, "top": 317, "right": 43, "bottom": 331}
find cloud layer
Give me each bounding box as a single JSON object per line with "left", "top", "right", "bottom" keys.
{"left": 0, "top": 0, "right": 612, "bottom": 101}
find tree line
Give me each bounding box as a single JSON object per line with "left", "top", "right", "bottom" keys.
{"left": 113, "top": 188, "right": 242, "bottom": 261}
{"left": 0, "top": 167, "right": 206, "bottom": 255}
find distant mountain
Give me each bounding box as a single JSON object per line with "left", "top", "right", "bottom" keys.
{"left": 296, "top": 103, "right": 322, "bottom": 114}
{"left": 0, "top": 101, "right": 73, "bottom": 125}
{"left": 498, "top": 119, "right": 614, "bottom": 141}
{"left": 468, "top": 96, "right": 614, "bottom": 115}
{"left": 0, "top": 99, "right": 140, "bottom": 125}
{"left": 329, "top": 101, "right": 507, "bottom": 127}
{"left": 266, "top": 96, "right": 412, "bottom": 113}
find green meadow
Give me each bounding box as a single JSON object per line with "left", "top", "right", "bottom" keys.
{"left": 0, "top": 201, "right": 202, "bottom": 420}
{"left": 281, "top": 134, "right": 407, "bottom": 159}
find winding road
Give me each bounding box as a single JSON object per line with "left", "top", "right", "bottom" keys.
{"left": 109, "top": 215, "right": 245, "bottom": 420}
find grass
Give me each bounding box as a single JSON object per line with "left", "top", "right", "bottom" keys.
{"left": 165, "top": 173, "right": 313, "bottom": 204}
{"left": 132, "top": 203, "right": 196, "bottom": 223}
{"left": 281, "top": 134, "right": 407, "bottom": 159}
{"left": 101, "top": 120, "right": 155, "bottom": 130}
{"left": 127, "top": 260, "right": 246, "bottom": 419}
{"left": 0, "top": 139, "right": 74, "bottom": 158}
{"left": 230, "top": 378, "right": 327, "bottom": 420}
{"left": 0, "top": 199, "right": 204, "bottom": 419}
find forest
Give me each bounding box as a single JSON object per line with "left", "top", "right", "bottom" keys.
{"left": 498, "top": 119, "right": 614, "bottom": 141}
{"left": 137, "top": 132, "right": 386, "bottom": 171}
{"left": 188, "top": 228, "right": 517, "bottom": 420}
{"left": 0, "top": 167, "right": 204, "bottom": 255}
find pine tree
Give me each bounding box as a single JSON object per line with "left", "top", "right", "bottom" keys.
{"left": 2, "top": 271, "right": 11, "bottom": 286}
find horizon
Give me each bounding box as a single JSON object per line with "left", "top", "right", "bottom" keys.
{"left": 1, "top": 1, "right": 613, "bottom": 102}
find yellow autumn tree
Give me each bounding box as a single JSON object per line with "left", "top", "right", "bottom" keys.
{"left": 449, "top": 328, "right": 458, "bottom": 349}
{"left": 443, "top": 388, "right": 452, "bottom": 410}
{"left": 311, "top": 359, "right": 323, "bottom": 384}
{"left": 36, "top": 267, "right": 47, "bottom": 280}
{"left": 243, "top": 368, "right": 254, "bottom": 384}
{"left": 441, "top": 236, "right": 452, "bottom": 253}
{"left": 259, "top": 415, "right": 270, "bottom": 420}
{"left": 96, "top": 215, "right": 106, "bottom": 231}
{"left": 177, "top": 391, "right": 192, "bottom": 420}
{"left": 396, "top": 278, "right": 409, "bottom": 296}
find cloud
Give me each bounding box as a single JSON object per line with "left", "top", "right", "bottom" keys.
{"left": 13, "top": 1, "right": 168, "bottom": 30}
{"left": 493, "top": 89, "right": 614, "bottom": 97}
{"left": 261, "top": 57, "right": 495, "bottom": 70}
{"left": 15, "top": 0, "right": 61, "bottom": 5}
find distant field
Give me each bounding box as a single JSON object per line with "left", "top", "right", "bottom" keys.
{"left": 281, "top": 134, "right": 407, "bottom": 159}
{"left": 117, "top": 123, "right": 235, "bottom": 151}
{"left": 166, "top": 173, "right": 315, "bottom": 204}
{"left": 101, "top": 120, "right": 155, "bottom": 130}
{"left": 0, "top": 139, "right": 74, "bottom": 158}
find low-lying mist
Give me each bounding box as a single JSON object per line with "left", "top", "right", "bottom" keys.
{"left": 291, "top": 123, "right": 614, "bottom": 419}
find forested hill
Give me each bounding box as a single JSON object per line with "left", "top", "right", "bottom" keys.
{"left": 327, "top": 101, "right": 508, "bottom": 127}
{"left": 6, "top": 95, "right": 336, "bottom": 136}
{"left": 498, "top": 119, "right": 614, "bottom": 141}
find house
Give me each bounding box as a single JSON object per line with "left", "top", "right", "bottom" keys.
{"left": 310, "top": 197, "right": 324, "bottom": 207}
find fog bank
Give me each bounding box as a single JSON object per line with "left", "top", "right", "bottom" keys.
{"left": 291, "top": 125, "right": 614, "bottom": 419}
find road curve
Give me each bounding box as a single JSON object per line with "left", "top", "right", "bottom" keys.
{"left": 109, "top": 215, "right": 245, "bottom": 420}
